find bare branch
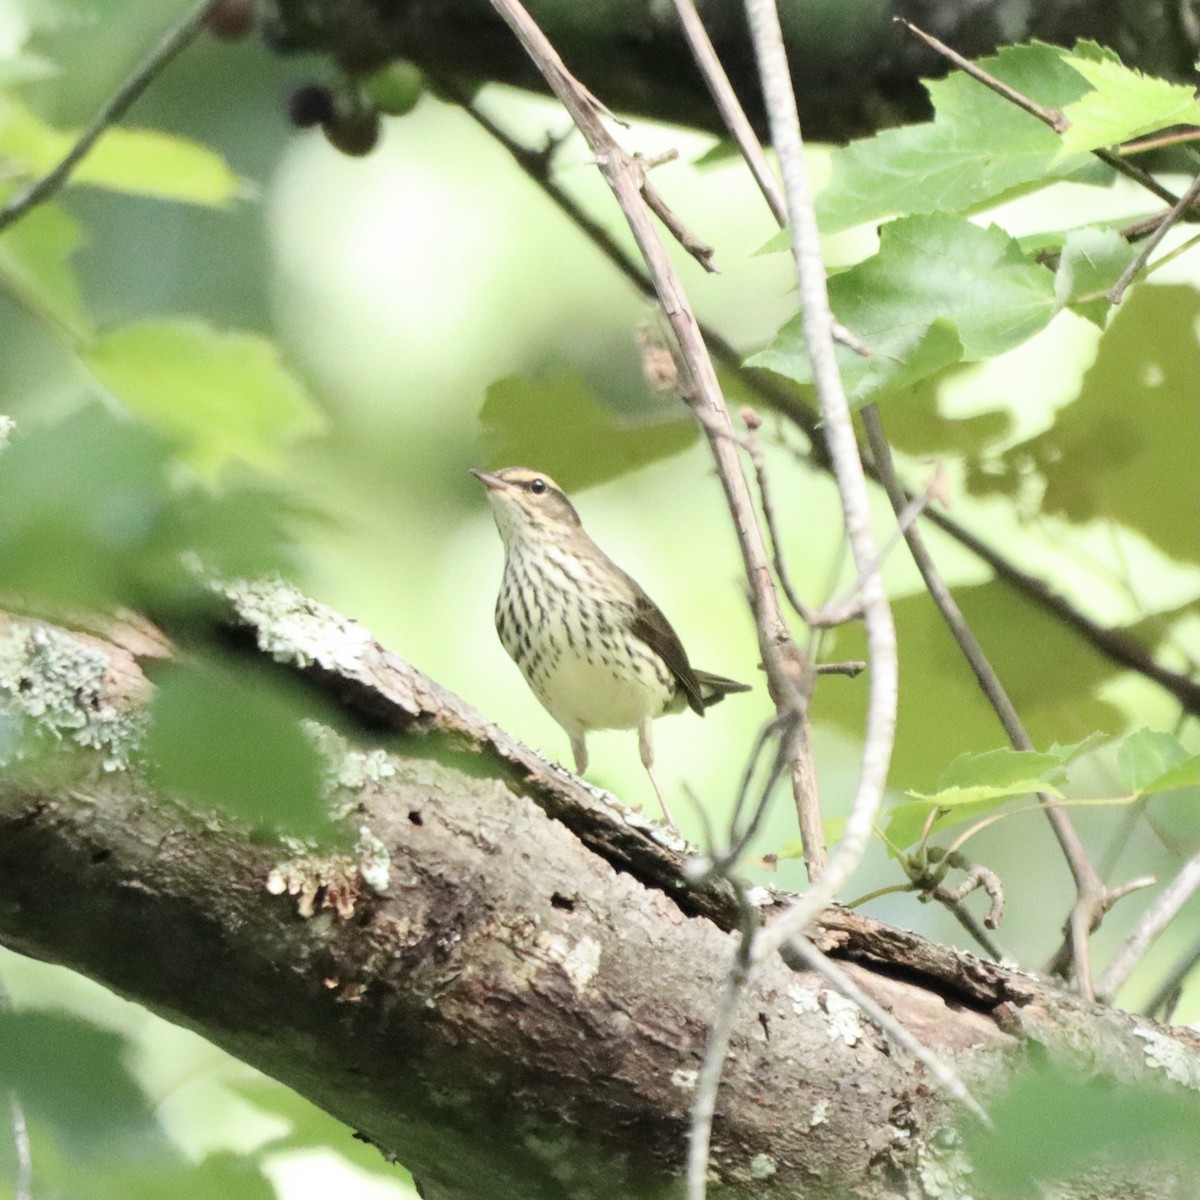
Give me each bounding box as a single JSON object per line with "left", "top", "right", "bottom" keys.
{"left": 686, "top": 888, "right": 756, "bottom": 1200}
{"left": 669, "top": 0, "right": 787, "bottom": 226}
{"left": 860, "top": 403, "right": 1108, "bottom": 991}
{"left": 788, "top": 933, "right": 989, "bottom": 1125}
{"left": 743, "top": 0, "right": 898, "bottom": 957}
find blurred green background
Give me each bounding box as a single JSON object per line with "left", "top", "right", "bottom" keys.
{"left": 1, "top": 0, "right": 1199, "bottom": 1195}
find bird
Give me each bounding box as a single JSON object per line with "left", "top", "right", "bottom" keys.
{"left": 471, "top": 466, "right": 750, "bottom": 825}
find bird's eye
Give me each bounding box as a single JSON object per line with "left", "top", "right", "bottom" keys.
{"left": 529, "top": 478, "right": 547, "bottom": 495}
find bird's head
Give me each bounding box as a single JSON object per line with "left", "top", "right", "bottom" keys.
{"left": 470, "top": 467, "right": 583, "bottom": 548}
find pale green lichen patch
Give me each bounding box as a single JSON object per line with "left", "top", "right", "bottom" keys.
{"left": 223, "top": 578, "right": 372, "bottom": 674}
{"left": 787, "top": 984, "right": 864, "bottom": 1047}
{"left": 822, "top": 990, "right": 865, "bottom": 1047}
{"left": 355, "top": 826, "right": 391, "bottom": 894}
{"left": 917, "top": 1128, "right": 975, "bottom": 1199}
{"left": 534, "top": 931, "right": 601, "bottom": 991}
{"left": 0, "top": 621, "right": 146, "bottom": 770}
{"left": 304, "top": 723, "right": 397, "bottom": 816}
{"left": 749, "top": 1152, "right": 777, "bottom": 1180}
{"left": 1134, "top": 1027, "right": 1200, "bottom": 1089}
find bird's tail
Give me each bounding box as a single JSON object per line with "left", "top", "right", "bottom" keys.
{"left": 694, "top": 670, "right": 752, "bottom": 710}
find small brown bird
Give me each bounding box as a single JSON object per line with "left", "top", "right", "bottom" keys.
{"left": 472, "top": 466, "right": 750, "bottom": 825}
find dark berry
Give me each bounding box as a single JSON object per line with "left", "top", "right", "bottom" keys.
{"left": 288, "top": 83, "right": 337, "bottom": 129}
{"left": 203, "top": 0, "right": 255, "bottom": 42}
{"left": 322, "top": 111, "right": 382, "bottom": 157}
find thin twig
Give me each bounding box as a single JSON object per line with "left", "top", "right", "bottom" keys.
{"left": 931, "top": 859, "right": 1005, "bottom": 929}
{"left": 816, "top": 660, "right": 865, "bottom": 677}
{"left": 641, "top": 175, "right": 719, "bottom": 272}
{"left": 10, "top": 1094, "right": 31, "bottom": 1200}
{"left": 1108, "top": 168, "right": 1200, "bottom": 303}
{"left": 670, "top": 0, "right": 866, "bottom": 358}
{"left": 860, "top": 403, "right": 1107, "bottom": 992}
{"left": 686, "top": 887, "right": 757, "bottom": 1200}
{"left": 937, "top": 895, "right": 1008, "bottom": 961}
{"left": 815, "top": 481, "right": 933, "bottom": 627}
{"left": 744, "top": 0, "right": 899, "bottom": 973}
{"left": 1096, "top": 850, "right": 1200, "bottom": 1002}
{"left": 669, "top": 0, "right": 787, "bottom": 226}
{"left": 724, "top": 722, "right": 792, "bottom": 866}
{"left": 893, "top": 17, "right": 1185, "bottom": 210}
{"left": 725, "top": 715, "right": 783, "bottom": 841}
{"left": 1142, "top": 932, "right": 1200, "bottom": 1021}
{"left": 920, "top": 504, "right": 1200, "bottom": 718}
{"left": 0, "top": 0, "right": 211, "bottom": 235}
{"left": 0, "top": 975, "right": 31, "bottom": 1200}
{"left": 742, "top": 413, "right": 817, "bottom": 624}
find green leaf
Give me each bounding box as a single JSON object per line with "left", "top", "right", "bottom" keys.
{"left": 986, "top": 284, "right": 1200, "bottom": 565}
{"left": 0, "top": 1011, "right": 165, "bottom": 1154}
{"left": 883, "top": 797, "right": 1009, "bottom": 853}
{"left": 1055, "top": 53, "right": 1200, "bottom": 160}
{"left": 0, "top": 405, "right": 303, "bottom": 610}
{"left": 1117, "top": 728, "right": 1200, "bottom": 796}
{"left": 0, "top": 405, "right": 176, "bottom": 608}
{"left": 906, "top": 779, "right": 1063, "bottom": 809}
{"left": 754, "top": 315, "right": 963, "bottom": 406}
{"left": 969, "top": 1061, "right": 1200, "bottom": 1187}
{"left": 479, "top": 372, "right": 696, "bottom": 491}
{"left": 1053, "top": 226, "right": 1136, "bottom": 326}
{"left": 0, "top": 98, "right": 241, "bottom": 206}
{"left": 0, "top": 198, "right": 91, "bottom": 340}
{"left": 0, "top": 50, "right": 59, "bottom": 85}
{"left": 749, "top": 215, "right": 1055, "bottom": 403}
{"left": 233, "top": 1078, "right": 418, "bottom": 1184}
{"left": 935, "top": 746, "right": 1071, "bottom": 793}
{"left": 822, "top": 582, "right": 1125, "bottom": 801}
{"left": 146, "top": 660, "right": 332, "bottom": 839}
{"left": 85, "top": 320, "right": 326, "bottom": 480}
{"left": 816, "top": 43, "right": 1101, "bottom": 233}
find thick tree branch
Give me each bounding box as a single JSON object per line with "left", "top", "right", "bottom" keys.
{"left": 1, "top": 590, "right": 1197, "bottom": 1199}
{"left": 265, "top": 0, "right": 1200, "bottom": 143}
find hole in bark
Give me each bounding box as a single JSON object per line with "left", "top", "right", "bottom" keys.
{"left": 408, "top": 811, "right": 423, "bottom": 825}
{"left": 550, "top": 892, "right": 575, "bottom": 911}
{"left": 91, "top": 848, "right": 112, "bottom": 865}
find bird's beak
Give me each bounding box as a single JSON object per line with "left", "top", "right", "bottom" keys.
{"left": 470, "top": 468, "right": 506, "bottom": 492}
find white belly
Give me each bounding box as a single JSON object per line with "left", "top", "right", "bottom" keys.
{"left": 531, "top": 650, "right": 673, "bottom": 736}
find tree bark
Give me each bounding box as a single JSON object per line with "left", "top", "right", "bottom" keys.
{"left": 0, "top": 585, "right": 1197, "bottom": 1199}
{"left": 266, "top": 0, "right": 1200, "bottom": 142}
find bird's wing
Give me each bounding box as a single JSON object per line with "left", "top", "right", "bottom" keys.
{"left": 626, "top": 589, "right": 707, "bottom": 716}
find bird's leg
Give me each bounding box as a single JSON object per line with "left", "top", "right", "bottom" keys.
{"left": 569, "top": 732, "right": 589, "bottom": 776}
{"left": 638, "top": 718, "right": 676, "bottom": 827}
